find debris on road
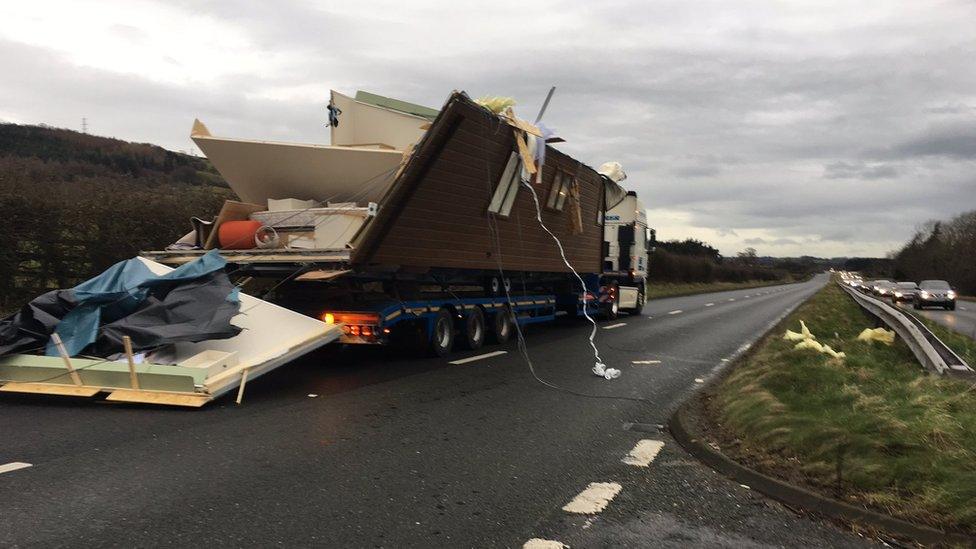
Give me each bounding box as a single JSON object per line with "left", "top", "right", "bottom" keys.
{"left": 0, "top": 253, "right": 340, "bottom": 407}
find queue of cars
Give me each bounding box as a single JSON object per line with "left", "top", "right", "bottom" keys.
{"left": 839, "top": 272, "right": 958, "bottom": 310}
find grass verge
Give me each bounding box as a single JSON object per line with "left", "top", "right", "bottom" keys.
{"left": 708, "top": 282, "right": 976, "bottom": 534}
{"left": 646, "top": 279, "right": 790, "bottom": 300}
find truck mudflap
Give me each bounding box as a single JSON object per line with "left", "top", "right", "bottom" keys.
{"left": 0, "top": 258, "right": 342, "bottom": 408}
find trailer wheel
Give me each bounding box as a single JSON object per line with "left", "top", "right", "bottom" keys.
{"left": 429, "top": 308, "right": 455, "bottom": 357}
{"left": 462, "top": 307, "right": 486, "bottom": 350}
{"left": 491, "top": 307, "right": 515, "bottom": 344}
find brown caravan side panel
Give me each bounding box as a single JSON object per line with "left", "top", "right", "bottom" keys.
{"left": 353, "top": 94, "right": 605, "bottom": 274}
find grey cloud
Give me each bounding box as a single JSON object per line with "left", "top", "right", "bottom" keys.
{"left": 672, "top": 165, "right": 721, "bottom": 177}
{"left": 823, "top": 161, "right": 898, "bottom": 180}
{"left": 744, "top": 237, "right": 799, "bottom": 246}
{"left": 880, "top": 123, "right": 976, "bottom": 160}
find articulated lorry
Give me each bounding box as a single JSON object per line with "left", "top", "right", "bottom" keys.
{"left": 0, "top": 90, "right": 651, "bottom": 406}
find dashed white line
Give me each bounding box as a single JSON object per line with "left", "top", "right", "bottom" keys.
{"left": 603, "top": 322, "right": 627, "bottom": 330}
{"left": 631, "top": 360, "right": 662, "bottom": 365}
{"left": 622, "top": 440, "right": 665, "bottom": 467}
{"left": 0, "top": 462, "right": 32, "bottom": 475}
{"left": 705, "top": 303, "right": 715, "bottom": 307}
{"left": 523, "top": 539, "right": 566, "bottom": 549}
{"left": 744, "top": 295, "right": 752, "bottom": 298}
{"left": 449, "top": 350, "right": 508, "bottom": 365}
{"left": 668, "top": 310, "right": 683, "bottom": 315}
{"left": 562, "top": 482, "right": 622, "bottom": 514}
{"left": 728, "top": 298, "right": 736, "bottom": 302}
{"left": 694, "top": 378, "right": 705, "bottom": 383}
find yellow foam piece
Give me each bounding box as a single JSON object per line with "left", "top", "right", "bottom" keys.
{"left": 857, "top": 327, "right": 895, "bottom": 346}
{"left": 783, "top": 320, "right": 817, "bottom": 341}
{"left": 794, "top": 339, "right": 824, "bottom": 352}
{"left": 476, "top": 96, "right": 516, "bottom": 114}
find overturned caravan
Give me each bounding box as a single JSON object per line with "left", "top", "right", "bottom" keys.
{"left": 147, "top": 90, "right": 636, "bottom": 276}
{"left": 142, "top": 89, "right": 650, "bottom": 355}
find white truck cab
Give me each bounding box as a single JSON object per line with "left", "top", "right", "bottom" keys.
{"left": 602, "top": 190, "right": 650, "bottom": 314}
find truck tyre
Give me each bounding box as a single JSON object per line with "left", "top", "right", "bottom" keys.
{"left": 429, "top": 308, "right": 455, "bottom": 358}
{"left": 491, "top": 307, "right": 515, "bottom": 344}
{"left": 462, "top": 307, "right": 486, "bottom": 350}
{"left": 603, "top": 282, "right": 620, "bottom": 320}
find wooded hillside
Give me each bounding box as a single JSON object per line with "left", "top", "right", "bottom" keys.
{"left": 0, "top": 124, "right": 233, "bottom": 311}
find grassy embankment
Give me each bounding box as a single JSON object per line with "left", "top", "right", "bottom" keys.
{"left": 646, "top": 279, "right": 792, "bottom": 300}
{"left": 710, "top": 282, "right": 976, "bottom": 533}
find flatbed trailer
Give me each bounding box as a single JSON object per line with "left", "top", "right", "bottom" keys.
{"left": 318, "top": 291, "right": 607, "bottom": 355}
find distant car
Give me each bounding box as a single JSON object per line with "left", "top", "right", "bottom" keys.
{"left": 891, "top": 282, "right": 919, "bottom": 303}
{"left": 914, "top": 280, "right": 957, "bottom": 310}
{"left": 871, "top": 280, "right": 894, "bottom": 297}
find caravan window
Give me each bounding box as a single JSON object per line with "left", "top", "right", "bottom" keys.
{"left": 546, "top": 171, "right": 570, "bottom": 211}
{"left": 488, "top": 152, "right": 522, "bottom": 217}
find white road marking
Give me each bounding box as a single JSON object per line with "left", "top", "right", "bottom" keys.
{"left": 449, "top": 351, "right": 508, "bottom": 365}
{"left": 622, "top": 439, "right": 665, "bottom": 467}
{"left": 632, "top": 360, "right": 662, "bottom": 365}
{"left": 728, "top": 298, "right": 735, "bottom": 302}
{"left": 694, "top": 378, "right": 705, "bottom": 383}
{"left": 603, "top": 322, "right": 627, "bottom": 330}
{"left": 721, "top": 358, "right": 729, "bottom": 362}
{"left": 744, "top": 295, "right": 751, "bottom": 298}
{"left": 0, "top": 462, "right": 32, "bottom": 475}
{"left": 523, "top": 539, "right": 566, "bottom": 549}
{"left": 562, "top": 482, "right": 622, "bottom": 514}
{"left": 668, "top": 310, "right": 683, "bottom": 315}
{"left": 705, "top": 303, "right": 715, "bottom": 307}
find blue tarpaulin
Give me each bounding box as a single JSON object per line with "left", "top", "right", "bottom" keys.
{"left": 0, "top": 250, "right": 241, "bottom": 358}
{"left": 48, "top": 251, "right": 230, "bottom": 356}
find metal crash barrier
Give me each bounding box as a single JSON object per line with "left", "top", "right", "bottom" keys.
{"left": 839, "top": 283, "right": 972, "bottom": 376}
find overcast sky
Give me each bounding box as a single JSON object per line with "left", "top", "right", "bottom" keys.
{"left": 2, "top": 1, "right": 974, "bottom": 258}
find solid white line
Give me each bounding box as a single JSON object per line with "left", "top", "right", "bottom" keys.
{"left": 631, "top": 360, "right": 662, "bottom": 365}
{"left": 523, "top": 539, "right": 566, "bottom": 549}
{"left": 705, "top": 303, "right": 715, "bottom": 307}
{"left": 449, "top": 351, "right": 508, "bottom": 365}
{"left": 622, "top": 440, "right": 665, "bottom": 467}
{"left": 563, "top": 482, "right": 622, "bottom": 514}
{"left": 603, "top": 322, "right": 627, "bottom": 330}
{"left": 668, "top": 310, "right": 683, "bottom": 315}
{"left": 0, "top": 462, "right": 32, "bottom": 475}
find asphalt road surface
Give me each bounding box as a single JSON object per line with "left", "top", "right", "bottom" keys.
{"left": 895, "top": 299, "right": 976, "bottom": 341}
{"left": 0, "top": 273, "right": 873, "bottom": 548}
